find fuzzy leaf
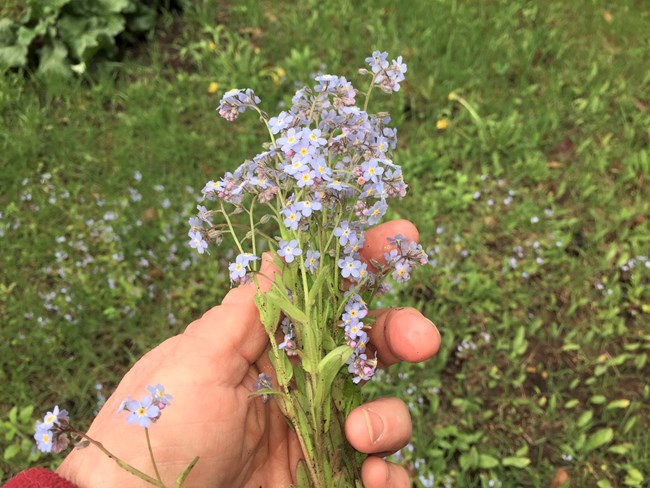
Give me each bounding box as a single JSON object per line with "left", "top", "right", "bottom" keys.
{"left": 315, "top": 345, "right": 354, "bottom": 410}
{"left": 37, "top": 40, "right": 70, "bottom": 77}
{"left": 0, "top": 45, "right": 27, "bottom": 69}
{"left": 584, "top": 428, "right": 613, "bottom": 453}
{"left": 478, "top": 453, "right": 499, "bottom": 468}
{"left": 255, "top": 290, "right": 281, "bottom": 335}
{"left": 307, "top": 264, "right": 330, "bottom": 304}
{"left": 294, "top": 459, "right": 310, "bottom": 488}
{"left": 175, "top": 456, "right": 199, "bottom": 487}
{"left": 18, "top": 406, "right": 34, "bottom": 424}
{"left": 501, "top": 456, "right": 531, "bottom": 468}
{"left": 3, "top": 444, "right": 20, "bottom": 461}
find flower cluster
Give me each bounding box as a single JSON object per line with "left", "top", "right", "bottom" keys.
{"left": 216, "top": 88, "right": 261, "bottom": 121}
{"left": 189, "top": 51, "right": 426, "bottom": 385}
{"left": 117, "top": 384, "right": 172, "bottom": 428}
{"left": 362, "top": 51, "right": 408, "bottom": 93}
{"left": 34, "top": 406, "right": 70, "bottom": 453}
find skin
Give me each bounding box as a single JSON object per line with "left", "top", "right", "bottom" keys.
{"left": 56, "top": 219, "right": 441, "bottom": 488}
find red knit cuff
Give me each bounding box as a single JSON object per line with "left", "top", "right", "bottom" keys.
{"left": 3, "top": 467, "right": 77, "bottom": 488}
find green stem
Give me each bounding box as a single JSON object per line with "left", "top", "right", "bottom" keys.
{"left": 219, "top": 201, "right": 245, "bottom": 254}
{"left": 248, "top": 200, "right": 257, "bottom": 269}
{"left": 145, "top": 428, "right": 164, "bottom": 486}
{"left": 253, "top": 107, "right": 276, "bottom": 147}
{"left": 69, "top": 429, "right": 163, "bottom": 487}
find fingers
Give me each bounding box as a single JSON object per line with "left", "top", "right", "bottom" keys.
{"left": 347, "top": 398, "right": 413, "bottom": 487}
{"left": 345, "top": 397, "right": 412, "bottom": 455}
{"left": 368, "top": 307, "right": 441, "bottom": 368}
{"left": 360, "top": 219, "right": 419, "bottom": 271}
{"left": 361, "top": 456, "right": 411, "bottom": 488}
{"left": 181, "top": 253, "right": 281, "bottom": 370}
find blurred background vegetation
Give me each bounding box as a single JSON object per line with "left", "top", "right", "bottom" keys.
{"left": 1, "top": 0, "right": 648, "bottom": 486}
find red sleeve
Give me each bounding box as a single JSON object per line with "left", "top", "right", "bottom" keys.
{"left": 3, "top": 468, "right": 77, "bottom": 488}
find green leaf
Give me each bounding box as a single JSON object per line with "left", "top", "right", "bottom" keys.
{"left": 307, "top": 264, "right": 330, "bottom": 305}
{"left": 3, "top": 444, "right": 20, "bottom": 461}
{"left": 511, "top": 326, "right": 527, "bottom": 356}
{"left": 576, "top": 410, "right": 593, "bottom": 428}
{"left": 478, "top": 453, "right": 499, "bottom": 468}
{"left": 608, "top": 443, "right": 633, "bottom": 455}
{"left": 175, "top": 456, "right": 199, "bottom": 487}
{"left": 19, "top": 405, "right": 34, "bottom": 424}
{"left": 605, "top": 399, "right": 630, "bottom": 410}
{"left": 58, "top": 13, "right": 125, "bottom": 62}
{"left": 590, "top": 395, "right": 606, "bottom": 404}
{"left": 255, "top": 290, "right": 281, "bottom": 335}
{"left": 8, "top": 407, "right": 17, "bottom": 424}
{"left": 295, "top": 459, "right": 310, "bottom": 488}
{"left": 564, "top": 399, "right": 579, "bottom": 409}
{"left": 459, "top": 447, "right": 479, "bottom": 470}
{"left": 624, "top": 466, "right": 644, "bottom": 486}
{"left": 501, "top": 456, "right": 531, "bottom": 468}
{"left": 584, "top": 428, "right": 614, "bottom": 453}
{"left": 37, "top": 39, "right": 71, "bottom": 77}
{"left": 268, "top": 346, "right": 293, "bottom": 387}
{"left": 315, "top": 345, "right": 354, "bottom": 413}
{"left": 0, "top": 44, "right": 27, "bottom": 68}
{"left": 597, "top": 480, "right": 613, "bottom": 488}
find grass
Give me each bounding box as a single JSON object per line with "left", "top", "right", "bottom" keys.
{"left": 1, "top": 0, "right": 649, "bottom": 486}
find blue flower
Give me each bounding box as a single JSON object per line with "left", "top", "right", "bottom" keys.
{"left": 229, "top": 254, "right": 251, "bottom": 282}
{"left": 304, "top": 128, "right": 327, "bottom": 147}
{"left": 296, "top": 170, "right": 317, "bottom": 188}
{"left": 364, "top": 200, "right": 388, "bottom": 226}
{"left": 278, "top": 239, "right": 302, "bottom": 263}
{"left": 393, "top": 261, "right": 411, "bottom": 283}
{"left": 268, "top": 111, "right": 293, "bottom": 134}
{"left": 189, "top": 230, "right": 208, "bottom": 254}
{"left": 126, "top": 396, "right": 160, "bottom": 428}
{"left": 254, "top": 373, "right": 273, "bottom": 403}
{"left": 147, "top": 384, "right": 173, "bottom": 407}
{"left": 41, "top": 405, "right": 68, "bottom": 428}
{"left": 217, "top": 88, "right": 261, "bottom": 121}
{"left": 277, "top": 128, "right": 302, "bottom": 152}
{"left": 338, "top": 256, "right": 363, "bottom": 279}
{"left": 305, "top": 249, "right": 321, "bottom": 273}
{"left": 282, "top": 205, "right": 303, "bottom": 230}
{"left": 361, "top": 159, "right": 384, "bottom": 183}
{"left": 365, "top": 51, "right": 389, "bottom": 73}
{"left": 333, "top": 221, "right": 354, "bottom": 246}
{"left": 34, "top": 426, "right": 53, "bottom": 453}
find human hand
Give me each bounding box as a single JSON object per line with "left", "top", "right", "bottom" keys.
{"left": 56, "top": 219, "right": 441, "bottom": 487}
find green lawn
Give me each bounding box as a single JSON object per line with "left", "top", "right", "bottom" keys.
{"left": 1, "top": 0, "right": 648, "bottom": 486}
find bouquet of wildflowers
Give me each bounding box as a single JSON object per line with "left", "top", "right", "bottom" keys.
{"left": 189, "top": 51, "right": 427, "bottom": 487}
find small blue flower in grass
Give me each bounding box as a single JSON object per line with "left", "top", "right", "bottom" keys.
{"left": 147, "top": 384, "right": 173, "bottom": 407}
{"left": 189, "top": 231, "right": 208, "bottom": 254}
{"left": 305, "top": 249, "right": 320, "bottom": 273}
{"left": 126, "top": 396, "right": 160, "bottom": 428}
{"left": 41, "top": 405, "right": 68, "bottom": 428}
{"left": 34, "top": 426, "right": 53, "bottom": 453}
{"left": 278, "top": 240, "right": 302, "bottom": 263}
{"left": 333, "top": 221, "right": 353, "bottom": 246}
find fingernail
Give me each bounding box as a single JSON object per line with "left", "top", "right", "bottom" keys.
{"left": 363, "top": 408, "right": 384, "bottom": 444}
{"left": 425, "top": 317, "right": 441, "bottom": 340}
